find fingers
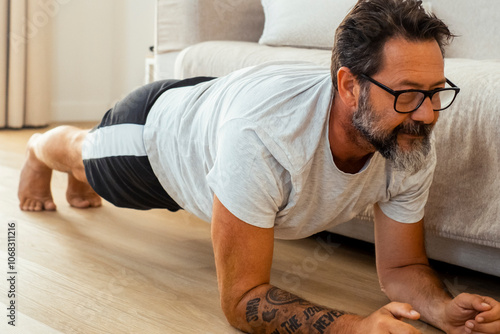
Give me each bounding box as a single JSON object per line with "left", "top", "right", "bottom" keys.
{"left": 462, "top": 295, "right": 500, "bottom": 334}
{"left": 383, "top": 302, "right": 421, "bottom": 321}
{"left": 363, "top": 303, "right": 422, "bottom": 334}
{"left": 455, "top": 293, "right": 493, "bottom": 312}
{"left": 475, "top": 297, "right": 500, "bottom": 323}
{"left": 465, "top": 319, "right": 500, "bottom": 334}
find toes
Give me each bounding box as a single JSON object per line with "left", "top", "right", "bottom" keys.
{"left": 44, "top": 200, "right": 57, "bottom": 211}
{"left": 20, "top": 198, "right": 34, "bottom": 211}
{"left": 34, "top": 200, "right": 43, "bottom": 211}
{"left": 20, "top": 199, "right": 29, "bottom": 211}
{"left": 89, "top": 197, "right": 102, "bottom": 208}
{"left": 20, "top": 198, "right": 56, "bottom": 211}
{"left": 28, "top": 200, "right": 36, "bottom": 211}
{"left": 69, "top": 195, "right": 101, "bottom": 209}
{"left": 69, "top": 197, "right": 91, "bottom": 208}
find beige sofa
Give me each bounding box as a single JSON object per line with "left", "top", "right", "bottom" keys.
{"left": 153, "top": 0, "right": 500, "bottom": 277}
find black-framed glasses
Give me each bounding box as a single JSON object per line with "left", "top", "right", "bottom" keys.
{"left": 360, "top": 74, "right": 460, "bottom": 114}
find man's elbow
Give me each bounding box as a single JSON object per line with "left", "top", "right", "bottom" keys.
{"left": 219, "top": 292, "right": 250, "bottom": 331}
{"left": 378, "top": 262, "right": 432, "bottom": 299}
{"left": 220, "top": 298, "right": 240, "bottom": 328}
{"left": 219, "top": 284, "right": 271, "bottom": 331}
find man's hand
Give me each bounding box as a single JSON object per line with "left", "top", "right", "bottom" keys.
{"left": 348, "top": 302, "right": 422, "bottom": 334}
{"left": 443, "top": 293, "right": 500, "bottom": 334}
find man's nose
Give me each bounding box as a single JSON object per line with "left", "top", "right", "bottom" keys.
{"left": 411, "top": 97, "right": 437, "bottom": 124}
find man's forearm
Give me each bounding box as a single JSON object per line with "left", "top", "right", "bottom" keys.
{"left": 232, "top": 284, "right": 356, "bottom": 333}
{"left": 380, "top": 263, "right": 452, "bottom": 330}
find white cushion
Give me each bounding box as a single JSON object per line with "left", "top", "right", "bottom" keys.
{"left": 259, "top": 0, "right": 356, "bottom": 49}
{"left": 174, "top": 41, "right": 331, "bottom": 79}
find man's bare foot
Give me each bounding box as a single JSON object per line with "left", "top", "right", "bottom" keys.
{"left": 66, "top": 174, "right": 102, "bottom": 208}
{"left": 18, "top": 134, "right": 57, "bottom": 211}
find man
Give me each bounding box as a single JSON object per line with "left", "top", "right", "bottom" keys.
{"left": 18, "top": 0, "right": 500, "bottom": 333}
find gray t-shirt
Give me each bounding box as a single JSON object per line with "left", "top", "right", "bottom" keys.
{"left": 144, "top": 62, "right": 436, "bottom": 240}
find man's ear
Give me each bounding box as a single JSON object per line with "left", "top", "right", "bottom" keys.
{"left": 337, "top": 67, "right": 360, "bottom": 109}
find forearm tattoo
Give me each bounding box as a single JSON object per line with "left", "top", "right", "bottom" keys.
{"left": 244, "top": 286, "right": 345, "bottom": 334}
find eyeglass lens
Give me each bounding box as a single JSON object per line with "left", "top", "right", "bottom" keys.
{"left": 396, "top": 88, "right": 456, "bottom": 113}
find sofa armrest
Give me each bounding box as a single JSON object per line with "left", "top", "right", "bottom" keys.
{"left": 155, "top": 0, "right": 265, "bottom": 54}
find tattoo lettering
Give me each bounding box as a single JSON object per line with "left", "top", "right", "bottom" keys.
{"left": 266, "top": 287, "right": 305, "bottom": 305}
{"left": 263, "top": 308, "right": 278, "bottom": 322}
{"left": 303, "top": 306, "right": 326, "bottom": 321}
{"left": 246, "top": 298, "right": 261, "bottom": 322}
{"left": 281, "top": 315, "right": 303, "bottom": 334}
{"left": 312, "top": 310, "right": 345, "bottom": 334}
{"left": 258, "top": 287, "right": 344, "bottom": 334}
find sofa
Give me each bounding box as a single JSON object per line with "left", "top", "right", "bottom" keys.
{"left": 153, "top": 0, "right": 500, "bottom": 277}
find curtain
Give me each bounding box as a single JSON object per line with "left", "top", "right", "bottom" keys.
{"left": 1, "top": 0, "right": 52, "bottom": 129}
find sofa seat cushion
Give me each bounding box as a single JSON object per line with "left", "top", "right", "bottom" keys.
{"left": 174, "top": 41, "right": 331, "bottom": 79}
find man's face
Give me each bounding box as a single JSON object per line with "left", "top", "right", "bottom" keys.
{"left": 352, "top": 85, "right": 434, "bottom": 174}
{"left": 351, "top": 37, "right": 445, "bottom": 174}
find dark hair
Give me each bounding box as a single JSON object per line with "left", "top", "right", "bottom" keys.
{"left": 331, "top": 0, "right": 454, "bottom": 91}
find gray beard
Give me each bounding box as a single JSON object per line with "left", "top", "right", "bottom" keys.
{"left": 351, "top": 88, "right": 433, "bottom": 175}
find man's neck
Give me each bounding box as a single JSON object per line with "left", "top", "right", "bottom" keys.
{"left": 328, "top": 96, "right": 375, "bottom": 174}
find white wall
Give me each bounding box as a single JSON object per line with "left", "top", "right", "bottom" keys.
{"left": 50, "top": 0, "right": 155, "bottom": 122}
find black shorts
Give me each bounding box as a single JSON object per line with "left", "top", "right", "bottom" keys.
{"left": 82, "top": 77, "right": 215, "bottom": 211}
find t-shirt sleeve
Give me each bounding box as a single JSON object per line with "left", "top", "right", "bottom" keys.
{"left": 206, "top": 120, "right": 289, "bottom": 228}
{"left": 378, "top": 143, "right": 437, "bottom": 224}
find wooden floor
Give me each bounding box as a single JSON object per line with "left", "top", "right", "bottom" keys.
{"left": 1, "top": 124, "right": 499, "bottom": 334}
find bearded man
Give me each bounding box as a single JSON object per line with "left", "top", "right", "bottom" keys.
{"left": 18, "top": 0, "right": 500, "bottom": 333}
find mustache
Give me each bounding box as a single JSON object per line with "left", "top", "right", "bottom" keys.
{"left": 394, "top": 121, "right": 434, "bottom": 137}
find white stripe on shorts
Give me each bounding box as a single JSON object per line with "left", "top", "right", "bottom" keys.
{"left": 82, "top": 123, "right": 147, "bottom": 160}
